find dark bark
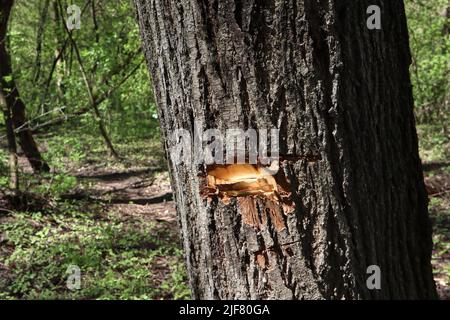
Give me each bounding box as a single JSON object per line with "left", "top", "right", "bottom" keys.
{"left": 0, "top": 74, "right": 18, "bottom": 190}
{"left": 0, "top": 0, "right": 50, "bottom": 172}
{"left": 134, "top": 0, "right": 437, "bottom": 299}
{"left": 33, "top": 0, "right": 50, "bottom": 85}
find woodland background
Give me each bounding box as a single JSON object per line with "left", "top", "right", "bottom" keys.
{"left": 0, "top": 0, "right": 448, "bottom": 299}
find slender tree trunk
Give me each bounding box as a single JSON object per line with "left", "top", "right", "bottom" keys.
{"left": 90, "top": 0, "right": 100, "bottom": 75}
{"left": 33, "top": 0, "right": 51, "bottom": 114}
{"left": 34, "top": 0, "right": 50, "bottom": 85}
{"left": 52, "top": 0, "right": 66, "bottom": 99}
{"left": 134, "top": 0, "right": 437, "bottom": 299}
{"left": 0, "top": 81, "right": 18, "bottom": 191}
{"left": 0, "top": 0, "right": 50, "bottom": 173}
{"left": 56, "top": 0, "right": 120, "bottom": 160}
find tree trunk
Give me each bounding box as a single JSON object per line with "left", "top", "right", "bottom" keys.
{"left": 134, "top": 0, "right": 438, "bottom": 299}
{"left": 33, "top": 0, "right": 50, "bottom": 85}
{"left": 0, "top": 0, "right": 50, "bottom": 173}
{"left": 0, "top": 78, "right": 18, "bottom": 191}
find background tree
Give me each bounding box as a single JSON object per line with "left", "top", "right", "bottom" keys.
{"left": 1, "top": 0, "right": 49, "bottom": 172}
{"left": 5, "top": 0, "right": 156, "bottom": 145}
{"left": 134, "top": 0, "right": 438, "bottom": 299}
{"left": 406, "top": 0, "right": 449, "bottom": 128}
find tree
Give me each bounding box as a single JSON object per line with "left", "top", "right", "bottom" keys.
{"left": 0, "top": 67, "right": 18, "bottom": 191}
{"left": 0, "top": 0, "right": 49, "bottom": 172}
{"left": 134, "top": 0, "right": 438, "bottom": 299}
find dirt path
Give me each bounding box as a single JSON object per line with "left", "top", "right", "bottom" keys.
{"left": 71, "top": 166, "right": 177, "bottom": 224}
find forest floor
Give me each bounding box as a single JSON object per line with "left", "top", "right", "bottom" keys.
{"left": 418, "top": 126, "right": 450, "bottom": 299}
{"left": 0, "top": 130, "right": 190, "bottom": 299}
{"left": 425, "top": 164, "right": 450, "bottom": 299}
{"left": 0, "top": 124, "right": 448, "bottom": 299}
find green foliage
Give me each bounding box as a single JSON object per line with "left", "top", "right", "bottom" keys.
{"left": 0, "top": 148, "right": 9, "bottom": 188}
{"left": 8, "top": 0, "right": 159, "bottom": 146}
{"left": 35, "top": 173, "right": 77, "bottom": 196}
{"left": 405, "top": 0, "right": 449, "bottom": 124}
{"left": 0, "top": 124, "right": 183, "bottom": 300}
{"left": 429, "top": 195, "right": 450, "bottom": 281}
{"left": 160, "top": 253, "right": 192, "bottom": 300}
{"left": 417, "top": 124, "right": 450, "bottom": 162}
{"left": 44, "top": 135, "right": 86, "bottom": 169}
{"left": 0, "top": 208, "right": 190, "bottom": 300}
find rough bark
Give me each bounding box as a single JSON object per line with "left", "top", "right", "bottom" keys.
{"left": 134, "top": 0, "right": 438, "bottom": 299}
{"left": 0, "top": 0, "right": 50, "bottom": 172}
